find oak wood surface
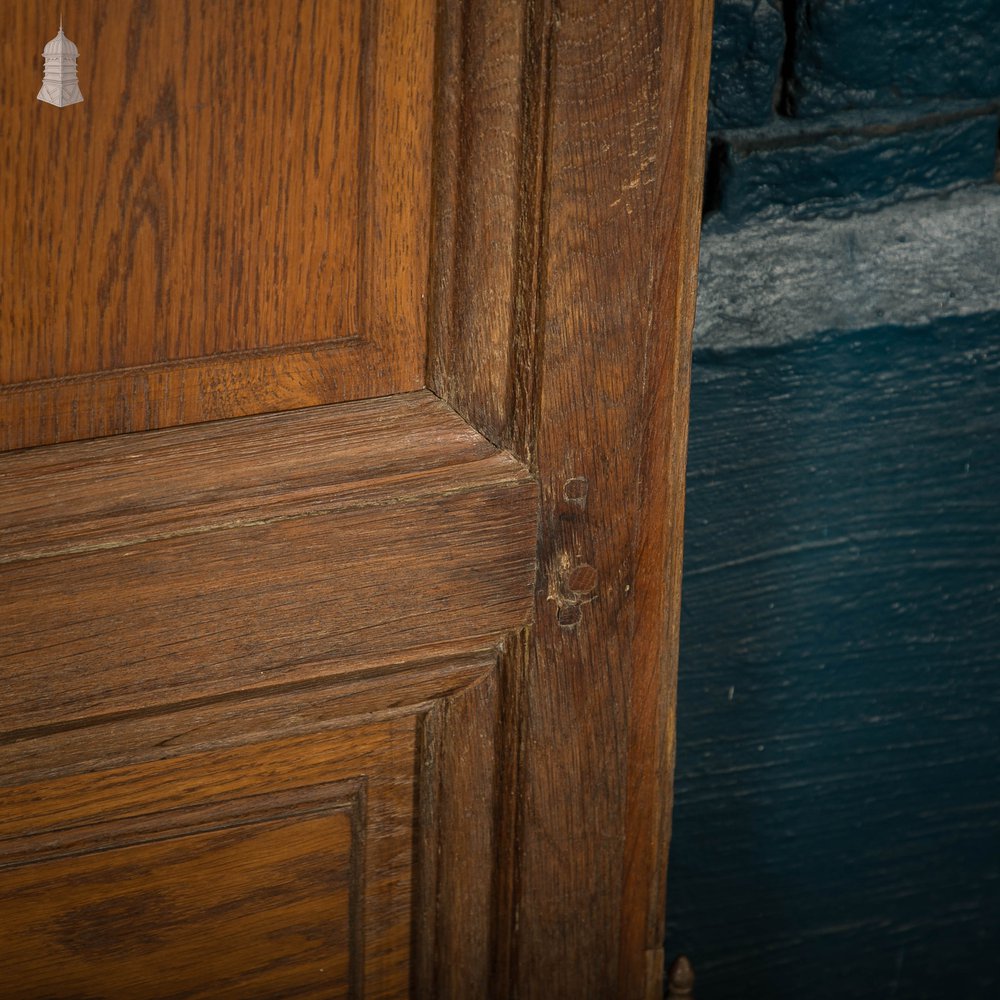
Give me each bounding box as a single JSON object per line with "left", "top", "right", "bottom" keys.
{"left": 428, "top": 1, "right": 713, "bottom": 995}
{"left": 427, "top": 0, "right": 536, "bottom": 458}
{"left": 0, "top": 0, "right": 714, "bottom": 992}
{"left": 0, "top": 0, "right": 434, "bottom": 450}
{"left": 0, "top": 644, "right": 495, "bottom": 788}
{"left": 0, "top": 718, "right": 418, "bottom": 999}
{"left": 415, "top": 664, "right": 500, "bottom": 1000}
{"left": 0, "top": 390, "right": 538, "bottom": 734}
{"left": 1, "top": 646, "right": 507, "bottom": 1000}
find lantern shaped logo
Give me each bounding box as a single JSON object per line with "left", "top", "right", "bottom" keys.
{"left": 38, "top": 22, "right": 83, "bottom": 108}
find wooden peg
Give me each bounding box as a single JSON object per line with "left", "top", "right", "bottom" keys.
{"left": 667, "top": 955, "right": 695, "bottom": 999}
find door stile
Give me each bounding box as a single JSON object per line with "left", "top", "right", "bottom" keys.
{"left": 427, "top": 1, "right": 714, "bottom": 996}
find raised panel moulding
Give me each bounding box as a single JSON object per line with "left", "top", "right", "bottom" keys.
{"left": 0, "top": 389, "right": 539, "bottom": 734}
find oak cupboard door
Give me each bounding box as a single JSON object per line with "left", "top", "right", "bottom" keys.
{"left": 0, "top": 0, "right": 712, "bottom": 997}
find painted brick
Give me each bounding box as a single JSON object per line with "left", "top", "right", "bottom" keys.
{"left": 696, "top": 186, "right": 1000, "bottom": 351}
{"left": 668, "top": 314, "right": 1000, "bottom": 1000}
{"left": 791, "top": 0, "right": 1000, "bottom": 117}
{"left": 709, "top": 109, "right": 998, "bottom": 222}
{"left": 708, "top": 0, "right": 784, "bottom": 131}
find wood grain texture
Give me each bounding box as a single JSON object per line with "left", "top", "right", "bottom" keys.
{"left": 0, "top": 390, "right": 538, "bottom": 733}
{"left": 0, "top": 0, "right": 716, "bottom": 991}
{"left": 0, "top": 0, "right": 434, "bottom": 450}
{"left": 0, "top": 718, "right": 418, "bottom": 999}
{"left": 0, "top": 643, "right": 497, "bottom": 788}
{"left": 427, "top": 0, "right": 538, "bottom": 458}
{"left": 1, "top": 628, "right": 509, "bottom": 997}
{"left": 428, "top": 1, "right": 713, "bottom": 995}
{"left": 1, "top": 339, "right": 412, "bottom": 453}
{"left": 415, "top": 666, "right": 497, "bottom": 1000}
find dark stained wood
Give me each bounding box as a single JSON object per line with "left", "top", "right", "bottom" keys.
{"left": 428, "top": 1, "right": 714, "bottom": 995}
{"left": 0, "top": 718, "right": 418, "bottom": 998}
{"left": 427, "top": 0, "right": 539, "bottom": 458}
{"left": 0, "top": 0, "right": 434, "bottom": 451}
{"left": 0, "top": 390, "right": 538, "bottom": 733}
{"left": 0, "top": 0, "right": 715, "bottom": 991}
{"left": 0, "top": 645, "right": 497, "bottom": 789}
{"left": 621, "top": 6, "right": 714, "bottom": 995}
{"left": 415, "top": 664, "right": 501, "bottom": 1000}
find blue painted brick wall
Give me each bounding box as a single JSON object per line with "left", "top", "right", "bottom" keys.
{"left": 712, "top": 110, "right": 998, "bottom": 221}
{"left": 790, "top": 0, "right": 1000, "bottom": 118}
{"left": 705, "top": 0, "right": 1000, "bottom": 223}
{"left": 669, "top": 317, "right": 1000, "bottom": 1000}
{"left": 707, "top": 0, "right": 784, "bottom": 131}
{"left": 667, "top": 3, "right": 1000, "bottom": 996}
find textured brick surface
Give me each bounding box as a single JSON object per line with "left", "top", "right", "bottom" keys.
{"left": 669, "top": 313, "right": 1000, "bottom": 1000}
{"left": 696, "top": 185, "right": 1000, "bottom": 350}
{"left": 674, "top": 8, "right": 1000, "bottom": 998}
{"left": 791, "top": 0, "right": 1000, "bottom": 117}
{"left": 708, "top": 0, "right": 784, "bottom": 130}
{"left": 710, "top": 109, "right": 998, "bottom": 222}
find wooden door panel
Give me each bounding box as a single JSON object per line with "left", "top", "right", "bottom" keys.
{"left": 0, "top": 721, "right": 417, "bottom": 999}
{"left": 0, "top": 391, "right": 537, "bottom": 732}
{"left": 0, "top": 0, "right": 434, "bottom": 450}
{"left": 0, "top": 655, "right": 505, "bottom": 999}
{"left": 0, "top": 390, "right": 534, "bottom": 996}
{"left": 2, "top": 814, "right": 358, "bottom": 997}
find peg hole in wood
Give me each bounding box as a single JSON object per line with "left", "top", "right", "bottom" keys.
{"left": 556, "top": 604, "right": 582, "bottom": 628}
{"left": 562, "top": 476, "right": 588, "bottom": 506}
